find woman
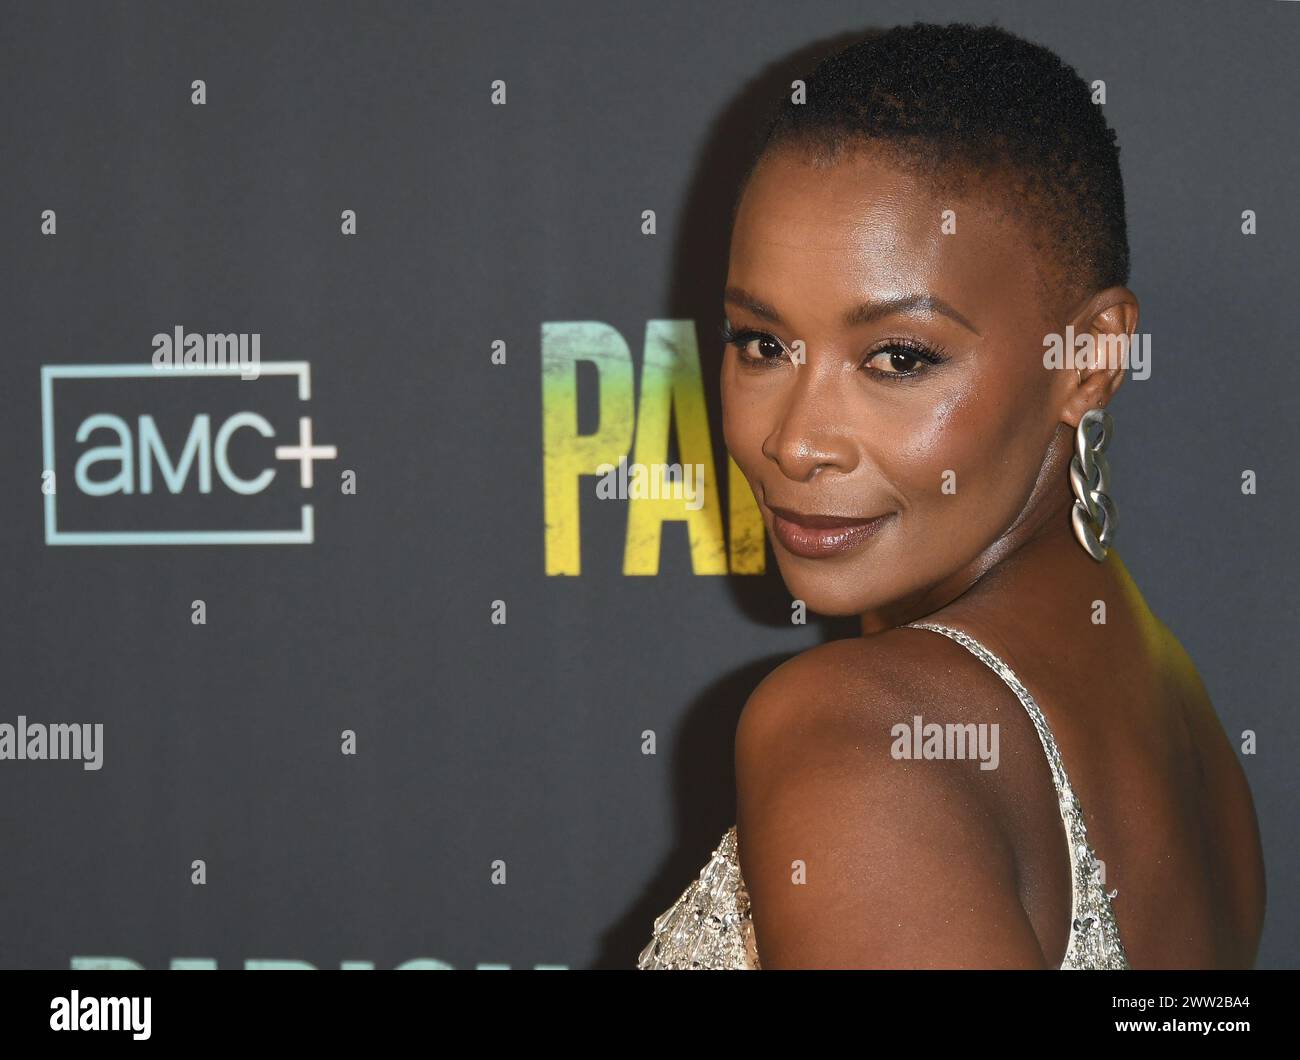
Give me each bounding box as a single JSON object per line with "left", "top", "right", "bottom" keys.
{"left": 637, "top": 22, "right": 1265, "bottom": 969}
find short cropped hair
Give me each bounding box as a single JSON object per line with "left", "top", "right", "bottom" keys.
{"left": 738, "top": 22, "right": 1130, "bottom": 312}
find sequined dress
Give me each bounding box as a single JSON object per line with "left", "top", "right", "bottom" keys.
{"left": 637, "top": 621, "right": 1130, "bottom": 970}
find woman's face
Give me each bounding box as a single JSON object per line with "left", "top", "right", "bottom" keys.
{"left": 722, "top": 143, "right": 1076, "bottom": 623}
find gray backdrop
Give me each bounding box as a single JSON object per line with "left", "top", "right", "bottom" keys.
{"left": 1, "top": 0, "right": 1295, "bottom": 969}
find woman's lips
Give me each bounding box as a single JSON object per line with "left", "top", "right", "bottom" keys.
{"left": 767, "top": 504, "right": 892, "bottom": 559}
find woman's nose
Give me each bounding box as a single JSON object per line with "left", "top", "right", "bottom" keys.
{"left": 760, "top": 369, "right": 860, "bottom": 482}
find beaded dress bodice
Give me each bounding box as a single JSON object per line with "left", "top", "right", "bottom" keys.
{"left": 636, "top": 621, "right": 1130, "bottom": 970}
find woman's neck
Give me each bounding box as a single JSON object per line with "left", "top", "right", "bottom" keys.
{"left": 859, "top": 425, "right": 1122, "bottom": 636}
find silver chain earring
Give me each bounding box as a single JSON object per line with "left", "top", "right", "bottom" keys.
{"left": 1069, "top": 407, "right": 1117, "bottom": 561}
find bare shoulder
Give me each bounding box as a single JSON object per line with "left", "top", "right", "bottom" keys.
{"left": 734, "top": 630, "right": 1047, "bottom": 968}
{"left": 735, "top": 627, "right": 971, "bottom": 757}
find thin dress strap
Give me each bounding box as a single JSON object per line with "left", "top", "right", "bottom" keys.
{"left": 903, "top": 620, "right": 1130, "bottom": 969}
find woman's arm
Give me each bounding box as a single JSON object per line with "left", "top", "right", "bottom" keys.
{"left": 735, "top": 636, "right": 1049, "bottom": 969}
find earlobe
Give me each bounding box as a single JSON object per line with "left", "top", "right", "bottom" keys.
{"left": 1061, "top": 391, "right": 1109, "bottom": 431}
{"left": 1058, "top": 369, "right": 1112, "bottom": 430}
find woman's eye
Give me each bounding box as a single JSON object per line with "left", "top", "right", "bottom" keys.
{"left": 722, "top": 321, "right": 946, "bottom": 378}
{"left": 722, "top": 324, "right": 787, "bottom": 364}
{"left": 867, "top": 348, "right": 925, "bottom": 375}
{"left": 740, "top": 335, "right": 784, "bottom": 361}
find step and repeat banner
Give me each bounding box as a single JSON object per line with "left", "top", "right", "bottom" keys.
{"left": 1, "top": 1, "right": 1295, "bottom": 970}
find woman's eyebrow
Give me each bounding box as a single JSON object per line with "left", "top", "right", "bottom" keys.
{"left": 724, "top": 286, "right": 981, "bottom": 337}
{"left": 843, "top": 294, "right": 982, "bottom": 337}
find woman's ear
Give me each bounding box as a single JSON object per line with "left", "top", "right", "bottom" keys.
{"left": 1058, "top": 286, "right": 1140, "bottom": 429}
